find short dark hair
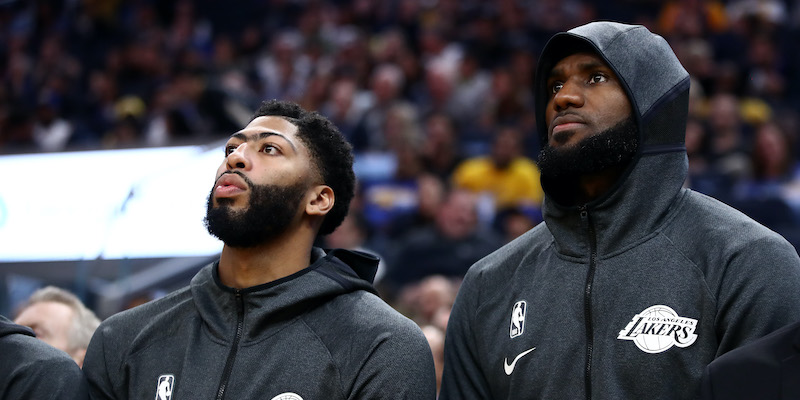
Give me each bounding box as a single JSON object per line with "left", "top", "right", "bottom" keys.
{"left": 251, "top": 99, "right": 355, "bottom": 236}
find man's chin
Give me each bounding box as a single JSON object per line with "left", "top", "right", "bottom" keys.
{"left": 538, "top": 117, "right": 638, "bottom": 179}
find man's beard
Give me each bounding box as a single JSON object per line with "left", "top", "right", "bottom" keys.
{"left": 538, "top": 116, "right": 639, "bottom": 180}
{"left": 204, "top": 172, "right": 308, "bottom": 248}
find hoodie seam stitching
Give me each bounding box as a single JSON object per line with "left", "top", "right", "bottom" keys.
{"left": 641, "top": 75, "right": 691, "bottom": 122}
{"left": 298, "top": 317, "right": 346, "bottom": 398}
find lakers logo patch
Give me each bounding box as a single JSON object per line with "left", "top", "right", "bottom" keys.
{"left": 270, "top": 393, "right": 303, "bottom": 400}
{"left": 617, "top": 305, "right": 698, "bottom": 353}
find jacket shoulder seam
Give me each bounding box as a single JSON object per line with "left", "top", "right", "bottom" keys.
{"left": 297, "top": 317, "right": 346, "bottom": 397}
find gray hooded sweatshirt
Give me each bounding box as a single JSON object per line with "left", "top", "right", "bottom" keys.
{"left": 0, "top": 315, "right": 89, "bottom": 400}
{"left": 439, "top": 22, "right": 800, "bottom": 400}
{"left": 83, "top": 248, "right": 436, "bottom": 400}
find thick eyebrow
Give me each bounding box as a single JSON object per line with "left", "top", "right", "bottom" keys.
{"left": 229, "top": 131, "right": 297, "bottom": 151}
{"left": 548, "top": 60, "right": 610, "bottom": 81}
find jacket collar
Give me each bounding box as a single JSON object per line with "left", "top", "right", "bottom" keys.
{"left": 543, "top": 152, "right": 688, "bottom": 258}
{"left": 191, "top": 247, "right": 378, "bottom": 343}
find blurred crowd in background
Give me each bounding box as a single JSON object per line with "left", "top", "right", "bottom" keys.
{"left": 3, "top": 0, "right": 800, "bottom": 382}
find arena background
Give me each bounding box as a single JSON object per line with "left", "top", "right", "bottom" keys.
{"left": 2, "top": 0, "right": 800, "bottom": 328}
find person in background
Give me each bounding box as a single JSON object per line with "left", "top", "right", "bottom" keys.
{"left": 452, "top": 125, "right": 544, "bottom": 218}
{"left": 15, "top": 285, "right": 100, "bottom": 367}
{"left": 384, "top": 188, "right": 503, "bottom": 293}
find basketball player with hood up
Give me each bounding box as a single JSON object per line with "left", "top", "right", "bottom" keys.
{"left": 439, "top": 22, "right": 800, "bottom": 400}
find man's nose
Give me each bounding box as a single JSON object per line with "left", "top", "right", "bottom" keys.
{"left": 552, "top": 80, "right": 584, "bottom": 111}
{"left": 226, "top": 143, "right": 251, "bottom": 170}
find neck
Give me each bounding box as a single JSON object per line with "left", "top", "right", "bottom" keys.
{"left": 217, "top": 228, "right": 316, "bottom": 289}
{"left": 576, "top": 165, "right": 626, "bottom": 204}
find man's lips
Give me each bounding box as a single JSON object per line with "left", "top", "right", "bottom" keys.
{"left": 214, "top": 173, "right": 248, "bottom": 197}
{"left": 550, "top": 114, "right": 587, "bottom": 136}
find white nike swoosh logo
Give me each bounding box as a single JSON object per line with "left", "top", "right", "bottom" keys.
{"left": 503, "top": 347, "right": 536, "bottom": 375}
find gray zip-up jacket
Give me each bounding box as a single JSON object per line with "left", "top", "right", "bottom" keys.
{"left": 0, "top": 315, "right": 88, "bottom": 400}
{"left": 83, "top": 248, "right": 436, "bottom": 400}
{"left": 439, "top": 22, "right": 800, "bottom": 400}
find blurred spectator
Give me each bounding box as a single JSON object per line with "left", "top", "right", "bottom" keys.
{"left": 359, "top": 103, "right": 426, "bottom": 235}
{"left": 384, "top": 188, "right": 503, "bottom": 292}
{"left": 475, "top": 66, "right": 536, "bottom": 153}
{"left": 32, "top": 92, "right": 73, "bottom": 151}
{"left": 657, "top": 0, "right": 728, "bottom": 40}
{"left": 421, "top": 324, "right": 446, "bottom": 396}
{"left": 320, "top": 76, "right": 367, "bottom": 141}
{"left": 731, "top": 119, "right": 800, "bottom": 258}
{"left": 452, "top": 125, "right": 543, "bottom": 217}
{"left": 352, "top": 63, "right": 412, "bottom": 152}
{"left": 14, "top": 286, "right": 101, "bottom": 367}
{"left": 705, "top": 92, "right": 753, "bottom": 198}
{"left": 449, "top": 49, "right": 491, "bottom": 129}
{"left": 419, "top": 112, "right": 464, "bottom": 180}
{"left": 743, "top": 32, "right": 786, "bottom": 103}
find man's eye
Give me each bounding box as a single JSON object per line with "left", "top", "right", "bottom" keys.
{"left": 224, "top": 145, "right": 238, "bottom": 156}
{"left": 589, "top": 74, "right": 608, "bottom": 84}
{"left": 262, "top": 144, "right": 279, "bottom": 154}
{"left": 551, "top": 82, "right": 563, "bottom": 94}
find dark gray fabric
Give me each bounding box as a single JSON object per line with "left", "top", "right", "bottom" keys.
{"left": 0, "top": 315, "right": 89, "bottom": 400}
{"left": 83, "top": 248, "right": 436, "bottom": 400}
{"left": 702, "top": 319, "right": 800, "bottom": 399}
{"left": 440, "top": 22, "right": 800, "bottom": 400}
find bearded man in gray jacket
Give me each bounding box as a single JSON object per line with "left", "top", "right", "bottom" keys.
{"left": 83, "top": 100, "right": 436, "bottom": 400}
{"left": 439, "top": 21, "right": 800, "bottom": 400}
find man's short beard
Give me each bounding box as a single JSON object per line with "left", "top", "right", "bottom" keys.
{"left": 204, "top": 172, "right": 308, "bottom": 248}
{"left": 538, "top": 116, "right": 639, "bottom": 180}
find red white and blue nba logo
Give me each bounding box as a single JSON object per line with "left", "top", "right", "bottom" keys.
{"left": 156, "top": 374, "right": 174, "bottom": 400}
{"left": 509, "top": 300, "right": 527, "bottom": 338}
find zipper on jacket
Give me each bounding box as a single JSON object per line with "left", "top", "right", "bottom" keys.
{"left": 216, "top": 289, "right": 245, "bottom": 400}
{"left": 579, "top": 205, "right": 597, "bottom": 400}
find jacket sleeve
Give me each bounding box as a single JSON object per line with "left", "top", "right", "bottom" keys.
{"left": 713, "top": 233, "right": 800, "bottom": 356}
{"left": 83, "top": 323, "right": 122, "bottom": 400}
{"left": 439, "top": 271, "right": 492, "bottom": 400}
{"left": 6, "top": 346, "right": 89, "bottom": 400}
{"left": 347, "top": 322, "right": 437, "bottom": 399}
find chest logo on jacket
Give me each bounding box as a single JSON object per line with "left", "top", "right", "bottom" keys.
{"left": 156, "top": 374, "right": 174, "bottom": 400}
{"left": 510, "top": 300, "right": 527, "bottom": 338}
{"left": 270, "top": 393, "right": 303, "bottom": 400}
{"left": 617, "top": 305, "right": 698, "bottom": 353}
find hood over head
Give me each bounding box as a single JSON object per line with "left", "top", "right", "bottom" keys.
{"left": 534, "top": 22, "right": 692, "bottom": 256}
{"left": 534, "top": 22, "right": 690, "bottom": 203}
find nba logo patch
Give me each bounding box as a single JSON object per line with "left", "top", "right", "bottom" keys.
{"left": 509, "top": 300, "right": 527, "bottom": 338}
{"left": 155, "top": 374, "right": 174, "bottom": 400}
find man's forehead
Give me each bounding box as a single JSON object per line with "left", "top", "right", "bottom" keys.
{"left": 237, "top": 115, "right": 299, "bottom": 137}
{"left": 549, "top": 52, "right": 611, "bottom": 77}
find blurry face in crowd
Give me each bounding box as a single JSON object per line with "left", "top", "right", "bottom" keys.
{"left": 436, "top": 190, "right": 479, "bottom": 239}
{"left": 15, "top": 301, "right": 75, "bottom": 358}
{"left": 205, "top": 116, "right": 315, "bottom": 247}
{"left": 538, "top": 52, "right": 638, "bottom": 179}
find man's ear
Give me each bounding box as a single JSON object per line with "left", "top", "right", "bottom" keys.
{"left": 306, "top": 185, "right": 334, "bottom": 217}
